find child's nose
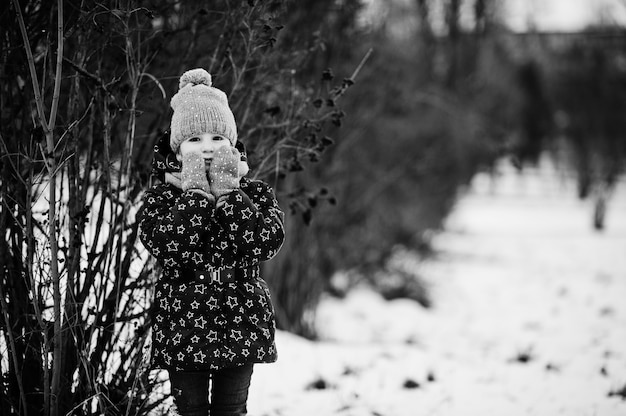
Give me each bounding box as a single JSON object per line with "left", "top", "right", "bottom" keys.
{"left": 202, "top": 141, "right": 217, "bottom": 154}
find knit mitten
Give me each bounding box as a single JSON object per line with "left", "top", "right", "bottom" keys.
{"left": 209, "top": 146, "right": 241, "bottom": 198}
{"left": 181, "top": 152, "right": 213, "bottom": 198}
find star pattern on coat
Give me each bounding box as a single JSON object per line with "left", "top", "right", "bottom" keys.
{"left": 138, "top": 178, "right": 284, "bottom": 371}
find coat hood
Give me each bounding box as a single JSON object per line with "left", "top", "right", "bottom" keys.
{"left": 151, "top": 130, "right": 248, "bottom": 183}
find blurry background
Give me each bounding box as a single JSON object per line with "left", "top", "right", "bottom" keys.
{"left": 266, "top": 0, "right": 626, "bottom": 336}
{"left": 1, "top": 0, "right": 625, "bottom": 415}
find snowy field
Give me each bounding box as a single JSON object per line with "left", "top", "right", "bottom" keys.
{"left": 248, "top": 158, "right": 626, "bottom": 416}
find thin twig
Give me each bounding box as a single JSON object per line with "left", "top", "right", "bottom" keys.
{"left": 47, "top": 0, "right": 64, "bottom": 130}
{"left": 349, "top": 47, "right": 374, "bottom": 82}
{"left": 62, "top": 57, "right": 112, "bottom": 95}
{"left": 0, "top": 283, "right": 28, "bottom": 416}
{"left": 139, "top": 72, "right": 167, "bottom": 99}
{"left": 12, "top": 0, "right": 50, "bottom": 137}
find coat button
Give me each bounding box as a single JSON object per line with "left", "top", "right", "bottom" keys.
{"left": 198, "top": 273, "right": 205, "bottom": 280}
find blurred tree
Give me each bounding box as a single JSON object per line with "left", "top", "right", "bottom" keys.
{"left": 264, "top": 0, "right": 528, "bottom": 336}
{"left": 261, "top": 0, "right": 367, "bottom": 337}
{"left": 513, "top": 60, "right": 553, "bottom": 166}
{"left": 545, "top": 31, "right": 626, "bottom": 229}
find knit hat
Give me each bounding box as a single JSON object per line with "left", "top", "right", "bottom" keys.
{"left": 169, "top": 68, "right": 237, "bottom": 153}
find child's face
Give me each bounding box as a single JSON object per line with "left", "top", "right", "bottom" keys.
{"left": 177, "top": 133, "right": 231, "bottom": 165}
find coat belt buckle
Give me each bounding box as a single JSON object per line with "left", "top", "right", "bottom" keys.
{"left": 194, "top": 268, "right": 235, "bottom": 284}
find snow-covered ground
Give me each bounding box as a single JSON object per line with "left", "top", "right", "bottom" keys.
{"left": 248, "top": 157, "right": 626, "bottom": 416}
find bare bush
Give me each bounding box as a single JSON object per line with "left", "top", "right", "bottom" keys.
{"left": 1, "top": 1, "right": 357, "bottom": 414}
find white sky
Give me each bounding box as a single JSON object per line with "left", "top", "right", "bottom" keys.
{"left": 360, "top": 0, "right": 626, "bottom": 33}
{"left": 505, "top": 0, "right": 626, "bottom": 32}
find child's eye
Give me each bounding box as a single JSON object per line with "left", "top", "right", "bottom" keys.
{"left": 188, "top": 136, "right": 200, "bottom": 142}
{"left": 213, "top": 135, "right": 225, "bottom": 141}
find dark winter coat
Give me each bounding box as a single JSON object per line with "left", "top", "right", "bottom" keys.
{"left": 138, "top": 142, "right": 284, "bottom": 371}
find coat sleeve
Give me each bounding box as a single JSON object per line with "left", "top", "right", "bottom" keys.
{"left": 214, "top": 180, "right": 285, "bottom": 262}
{"left": 137, "top": 184, "right": 217, "bottom": 270}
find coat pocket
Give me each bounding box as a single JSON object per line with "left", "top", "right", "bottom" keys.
{"left": 236, "top": 278, "right": 275, "bottom": 333}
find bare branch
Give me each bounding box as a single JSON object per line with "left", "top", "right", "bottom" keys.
{"left": 0, "top": 284, "right": 29, "bottom": 415}
{"left": 47, "top": 0, "right": 64, "bottom": 130}
{"left": 11, "top": 0, "right": 50, "bottom": 136}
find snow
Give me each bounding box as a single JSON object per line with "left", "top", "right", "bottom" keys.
{"left": 248, "top": 157, "right": 626, "bottom": 416}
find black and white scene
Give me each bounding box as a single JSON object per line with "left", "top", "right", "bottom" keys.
{"left": 1, "top": 1, "right": 625, "bottom": 415}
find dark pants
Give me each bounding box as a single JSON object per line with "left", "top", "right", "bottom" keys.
{"left": 169, "top": 364, "right": 254, "bottom": 416}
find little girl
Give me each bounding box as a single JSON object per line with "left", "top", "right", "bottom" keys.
{"left": 138, "top": 68, "right": 285, "bottom": 416}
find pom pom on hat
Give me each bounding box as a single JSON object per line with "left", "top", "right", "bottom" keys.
{"left": 179, "top": 68, "right": 212, "bottom": 89}
{"left": 169, "top": 68, "right": 237, "bottom": 152}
